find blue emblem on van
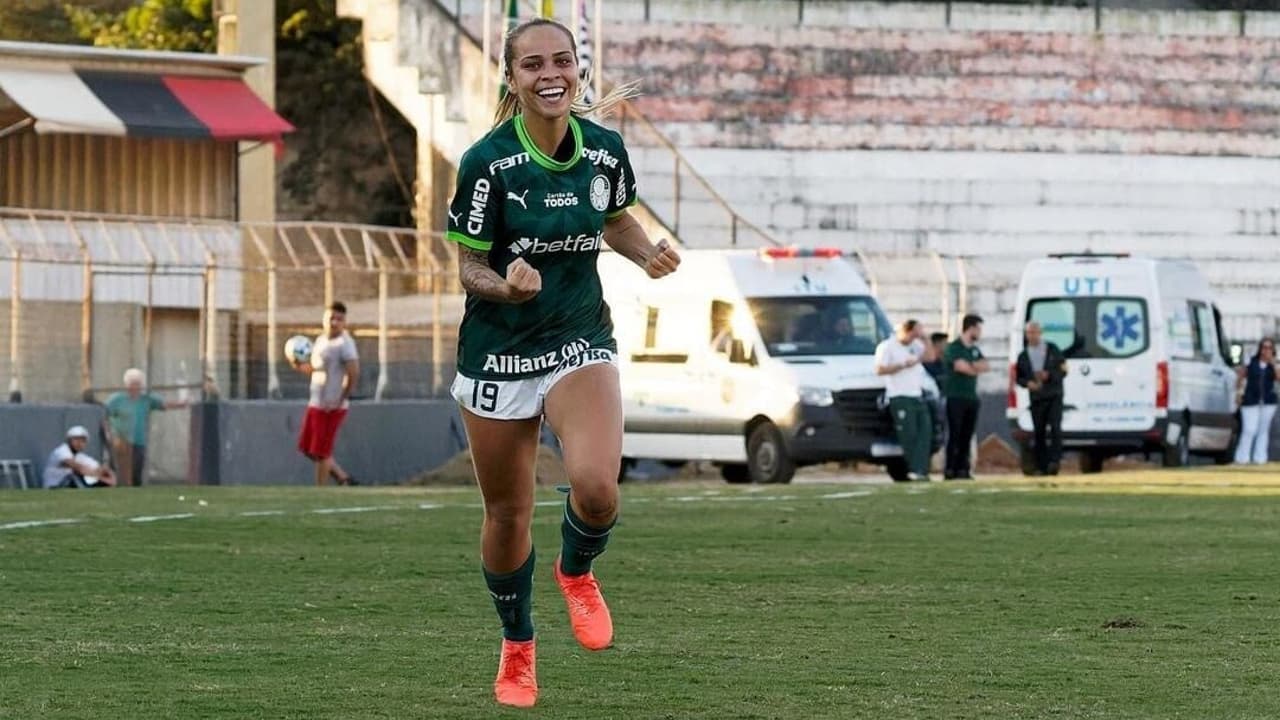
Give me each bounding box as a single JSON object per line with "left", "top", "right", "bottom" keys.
{"left": 1100, "top": 305, "right": 1141, "bottom": 350}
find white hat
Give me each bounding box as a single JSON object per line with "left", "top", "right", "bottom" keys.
{"left": 66, "top": 425, "right": 90, "bottom": 440}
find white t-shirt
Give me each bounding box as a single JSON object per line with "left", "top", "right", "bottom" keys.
{"left": 309, "top": 331, "right": 359, "bottom": 408}
{"left": 875, "top": 337, "right": 927, "bottom": 399}
{"left": 42, "top": 445, "right": 101, "bottom": 488}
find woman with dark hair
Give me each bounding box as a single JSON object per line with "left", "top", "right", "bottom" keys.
{"left": 1235, "top": 338, "right": 1278, "bottom": 465}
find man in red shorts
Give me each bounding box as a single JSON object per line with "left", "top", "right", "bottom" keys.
{"left": 291, "top": 301, "right": 360, "bottom": 486}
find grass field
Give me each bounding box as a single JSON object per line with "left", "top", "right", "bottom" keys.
{"left": 3, "top": 467, "right": 1280, "bottom": 719}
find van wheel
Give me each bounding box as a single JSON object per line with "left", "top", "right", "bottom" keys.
{"left": 720, "top": 464, "right": 750, "bottom": 484}
{"left": 747, "top": 423, "right": 795, "bottom": 484}
{"left": 885, "top": 458, "right": 911, "bottom": 483}
{"left": 1213, "top": 416, "right": 1240, "bottom": 465}
{"left": 1162, "top": 417, "right": 1190, "bottom": 468}
{"left": 1079, "top": 450, "right": 1105, "bottom": 474}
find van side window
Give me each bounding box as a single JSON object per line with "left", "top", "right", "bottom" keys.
{"left": 1212, "top": 305, "right": 1233, "bottom": 366}
{"left": 1188, "top": 301, "right": 1217, "bottom": 362}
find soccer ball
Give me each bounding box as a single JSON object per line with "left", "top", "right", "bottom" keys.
{"left": 284, "top": 335, "right": 313, "bottom": 364}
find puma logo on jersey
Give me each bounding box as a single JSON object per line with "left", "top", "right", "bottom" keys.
{"left": 447, "top": 210, "right": 461, "bottom": 226}
{"left": 506, "top": 190, "right": 529, "bottom": 209}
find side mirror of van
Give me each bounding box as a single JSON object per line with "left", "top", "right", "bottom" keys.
{"left": 1230, "top": 343, "right": 1244, "bottom": 366}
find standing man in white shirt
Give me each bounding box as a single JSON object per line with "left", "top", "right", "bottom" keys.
{"left": 875, "top": 319, "right": 932, "bottom": 481}
{"left": 290, "top": 301, "right": 361, "bottom": 486}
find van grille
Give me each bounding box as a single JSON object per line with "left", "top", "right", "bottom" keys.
{"left": 832, "top": 389, "right": 893, "bottom": 434}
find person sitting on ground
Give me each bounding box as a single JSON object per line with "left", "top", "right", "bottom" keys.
{"left": 42, "top": 426, "right": 116, "bottom": 489}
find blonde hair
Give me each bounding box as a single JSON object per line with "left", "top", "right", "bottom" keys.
{"left": 494, "top": 17, "right": 640, "bottom": 127}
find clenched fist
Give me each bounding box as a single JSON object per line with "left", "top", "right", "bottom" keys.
{"left": 505, "top": 258, "right": 542, "bottom": 303}
{"left": 644, "top": 239, "right": 681, "bottom": 279}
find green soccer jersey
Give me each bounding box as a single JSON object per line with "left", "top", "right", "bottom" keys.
{"left": 446, "top": 114, "right": 637, "bottom": 380}
{"left": 942, "top": 339, "right": 985, "bottom": 400}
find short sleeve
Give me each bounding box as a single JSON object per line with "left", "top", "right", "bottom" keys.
{"left": 341, "top": 336, "right": 359, "bottom": 362}
{"left": 149, "top": 393, "right": 165, "bottom": 410}
{"left": 944, "top": 343, "right": 960, "bottom": 367}
{"left": 874, "top": 342, "right": 888, "bottom": 367}
{"left": 605, "top": 135, "right": 638, "bottom": 218}
{"left": 446, "top": 148, "right": 500, "bottom": 252}
{"left": 53, "top": 445, "right": 73, "bottom": 466}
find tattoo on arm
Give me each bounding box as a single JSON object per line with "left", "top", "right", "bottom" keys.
{"left": 603, "top": 213, "right": 652, "bottom": 268}
{"left": 458, "top": 247, "right": 514, "bottom": 303}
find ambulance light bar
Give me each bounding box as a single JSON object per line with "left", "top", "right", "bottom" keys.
{"left": 759, "top": 247, "right": 843, "bottom": 259}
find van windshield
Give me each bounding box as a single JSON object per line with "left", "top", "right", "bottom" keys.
{"left": 748, "top": 296, "right": 892, "bottom": 357}
{"left": 1026, "top": 296, "right": 1150, "bottom": 359}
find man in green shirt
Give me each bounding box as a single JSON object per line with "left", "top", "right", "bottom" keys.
{"left": 942, "top": 314, "right": 989, "bottom": 479}
{"left": 105, "top": 368, "right": 187, "bottom": 486}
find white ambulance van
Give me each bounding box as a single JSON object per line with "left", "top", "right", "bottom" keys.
{"left": 600, "top": 247, "right": 941, "bottom": 484}
{"left": 1007, "top": 254, "right": 1238, "bottom": 472}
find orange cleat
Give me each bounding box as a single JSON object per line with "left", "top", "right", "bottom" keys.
{"left": 554, "top": 557, "right": 614, "bottom": 651}
{"left": 494, "top": 638, "right": 537, "bottom": 708}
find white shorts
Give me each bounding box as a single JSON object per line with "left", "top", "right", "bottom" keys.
{"left": 450, "top": 347, "right": 617, "bottom": 420}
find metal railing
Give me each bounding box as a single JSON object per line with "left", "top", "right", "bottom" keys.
{"left": 0, "top": 208, "right": 459, "bottom": 404}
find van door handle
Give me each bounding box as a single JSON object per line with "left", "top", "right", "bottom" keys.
{"left": 1092, "top": 380, "right": 1113, "bottom": 386}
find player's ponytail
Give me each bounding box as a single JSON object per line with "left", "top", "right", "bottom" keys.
{"left": 494, "top": 17, "right": 641, "bottom": 127}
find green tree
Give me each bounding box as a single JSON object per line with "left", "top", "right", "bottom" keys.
{"left": 274, "top": 0, "right": 416, "bottom": 226}
{"left": 66, "top": 0, "right": 216, "bottom": 52}
{"left": 0, "top": 1, "right": 129, "bottom": 44}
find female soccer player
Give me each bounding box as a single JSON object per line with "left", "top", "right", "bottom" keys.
{"left": 445, "top": 17, "right": 680, "bottom": 708}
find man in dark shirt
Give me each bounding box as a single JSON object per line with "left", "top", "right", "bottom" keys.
{"left": 942, "top": 315, "right": 989, "bottom": 479}
{"left": 1015, "top": 321, "right": 1068, "bottom": 475}
{"left": 923, "top": 332, "right": 949, "bottom": 382}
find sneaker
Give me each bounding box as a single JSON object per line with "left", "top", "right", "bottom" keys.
{"left": 554, "top": 557, "right": 613, "bottom": 651}
{"left": 494, "top": 638, "right": 537, "bottom": 708}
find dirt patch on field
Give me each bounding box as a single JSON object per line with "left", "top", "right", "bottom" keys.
{"left": 402, "top": 446, "right": 568, "bottom": 487}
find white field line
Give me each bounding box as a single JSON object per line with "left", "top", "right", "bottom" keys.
{"left": 129, "top": 513, "right": 195, "bottom": 523}
{"left": 0, "top": 486, "right": 889, "bottom": 532}
{"left": 0, "top": 518, "right": 82, "bottom": 531}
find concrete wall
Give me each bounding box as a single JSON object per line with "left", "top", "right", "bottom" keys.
{"left": 607, "top": 22, "right": 1280, "bottom": 156}
{"left": 189, "top": 399, "right": 471, "bottom": 486}
{"left": 0, "top": 404, "right": 107, "bottom": 487}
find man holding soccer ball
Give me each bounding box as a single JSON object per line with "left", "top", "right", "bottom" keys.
{"left": 289, "top": 301, "right": 360, "bottom": 486}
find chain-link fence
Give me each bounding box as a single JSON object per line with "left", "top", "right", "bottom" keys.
{"left": 0, "top": 207, "right": 460, "bottom": 405}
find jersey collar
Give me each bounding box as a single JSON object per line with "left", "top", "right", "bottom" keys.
{"left": 514, "top": 114, "right": 583, "bottom": 172}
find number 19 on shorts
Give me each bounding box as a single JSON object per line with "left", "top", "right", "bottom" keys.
{"left": 471, "top": 380, "right": 499, "bottom": 412}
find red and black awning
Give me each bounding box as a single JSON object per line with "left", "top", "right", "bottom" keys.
{"left": 0, "top": 64, "right": 293, "bottom": 142}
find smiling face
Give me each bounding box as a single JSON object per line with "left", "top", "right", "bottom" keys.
{"left": 506, "top": 22, "right": 578, "bottom": 122}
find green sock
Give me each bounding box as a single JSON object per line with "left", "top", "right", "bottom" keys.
{"left": 483, "top": 549, "right": 535, "bottom": 641}
{"left": 559, "top": 498, "right": 614, "bottom": 576}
